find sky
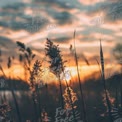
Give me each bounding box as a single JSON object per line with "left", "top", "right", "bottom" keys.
{"left": 0, "top": 0, "right": 122, "bottom": 81}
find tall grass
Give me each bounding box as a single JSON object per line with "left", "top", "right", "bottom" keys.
{"left": 99, "top": 39, "right": 113, "bottom": 122}
{"left": 45, "top": 38, "right": 78, "bottom": 122}
{"left": 7, "top": 56, "right": 22, "bottom": 122}
{"left": 63, "top": 86, "right": 78, "bottom": 121}
{"left": 73, "top": 31, "right": 88, "bottom": 122}
{"left": 16, "top": 41, "right": 36, "bottom": 78}
{"left": 45, "top": 38, "right": 65, "bottom": 109}
{"left": 0, "top": 49, "right": 6, "bottom": 78}
{"left": 0, "top": 34, "right": 122, "bottom": 122}
{"left": 0, "top": 49, "right": 22, "bottom": 122}
{"left": 16, "top": 41, "right": 38, "bottom": 122}
{"left": 63, "top": 79, "right": 77, "bottom": 122}
{"left": 30, "top": 60, "right": 43, "bottom": 122}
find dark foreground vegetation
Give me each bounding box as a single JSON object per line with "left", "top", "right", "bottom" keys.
{"left": 0, "top": 39, "right": 122, "bottom": 122}
{"left": 0, "top": 73, "right": 122, "bottom": 122}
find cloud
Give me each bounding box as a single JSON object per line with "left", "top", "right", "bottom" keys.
{"left": 86, "top": 0, "right": 122, "bottom": 22}
{"left": 50, "top": 37, "right": 71, "bottom": 44}
{"left": 80, "top": 25, "right": 114, "bottom": 36}
{"left": 34, "top": 0, "right": 76, "bottom": 10}
{"left": 0, "top": 36, "right": 16, "bottom": 59}
{"left": 0, "top": 14, "right": 49, "bottom": 33}
{"left": 78, "top": 0, "right": 101, "bottom": 5}
{"left": 0, "top": 0, "right": 22, "bottom": 7}
{"left": 0, "top": 1, "right": 75, "bottom": 33}
{"left": 105, "top": 1, "right": 122, "bottom": 21}
{"left": 2, "top": 2, "right": 26, "bottom": 10}
{"left": 0, "top": 36, "right": 14, "bottom": 48}
{"left": 51, "top": 11, "right": 73, "bottom": 25}
{"left": 0, "top": 0, "right": 121, "bottom": 57}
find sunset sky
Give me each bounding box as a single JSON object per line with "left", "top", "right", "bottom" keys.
{"left": 0, "top": 0, "right": 122, "bottom": 81}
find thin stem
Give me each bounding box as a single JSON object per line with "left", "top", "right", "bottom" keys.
{"left": 115, "top": 87, "right": 118, "bottom": 108}
{"left": 120, "top": 88, "right": 122, "bottom": 108}
{"left": 73, "top": 30, "right": 88, "bottom": 122}
{"left": 58, "top": 76, "right": 64, "bottom": 109}
{"left": 32, "top": 93, "right": 38, "bottom": 122}
{"left": 9, "top": 80, "right": 22, "bottom": 122}
{"left": 36, "top": 86, "right": 42, "bottom": 122}
{"left": 100, "top": 40, "right": 113, "bottom": 122}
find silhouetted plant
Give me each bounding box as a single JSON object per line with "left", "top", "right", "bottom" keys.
{"left": 63, "top": 86, "right": 78, "bottom": 109}
{"left": 45, "top": 38, "right": 65, "bottom": 109}
{"left": 16, "top": 41, "right": 36, "bottom": 81}
{"left": 41, "top": 109, "right": 51, "bottom": 122}
{"left": 30, "top": 60, "right": 43, "bottom": 122}
{"left": 0, "top": 49, "right": 6, "bottom": 77}
{"left": 45, "top": 38, "right": 77, "bottom": 122}
{"left": 30, "top": 60, "right": 43, "bottom": 102}
{"left": 70, "top": 31, "right": 88, "bottom": 122}
{"left": 6, "top": 56, "right": 22, "bottom": 122}
{"left": 7, "top": 56, "right": 14, "bottom": 78}
{"left": 100, "top": 39, "right": 113, "bottom": 122}
{"left": 0, "top": 103, "right": 11, "bottom": 122}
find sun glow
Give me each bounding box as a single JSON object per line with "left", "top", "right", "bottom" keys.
{"left": 2, "top": 65, "right": 25, "bottom": 79}
{"left": 0, "top": 63, "right": 118, "bottom": 83}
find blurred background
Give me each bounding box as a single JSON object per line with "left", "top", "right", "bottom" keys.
{"left": 0, "top": 0, "right": 122, "bottom": 122}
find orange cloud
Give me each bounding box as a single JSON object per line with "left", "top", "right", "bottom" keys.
{"left": 78, "top": 0, "right": 104, "bottom": 5}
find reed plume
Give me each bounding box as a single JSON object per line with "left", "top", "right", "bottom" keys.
{"left": 30, "top": 60, "right": 42, "bottom": 99}
{"left": 16, "top": 41, "right": 36, "bottom": 80}
{"left": 45, "top": 38, "right": 65, "bottom": 109}
{"left": 63, "top": 86, "right": 78, "bottom": 109}
{"left": 45, "top": 38, "right": 78, "bottom": 122}
{"left": 30, "top": 60, "right": 43, "bottom": 122}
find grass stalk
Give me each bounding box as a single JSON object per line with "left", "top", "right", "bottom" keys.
{"left": 99, "top": 39, "right": 113, "bottom": 122}
{"left": 73, "top": 31, "right": 88, "bottom": 122}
